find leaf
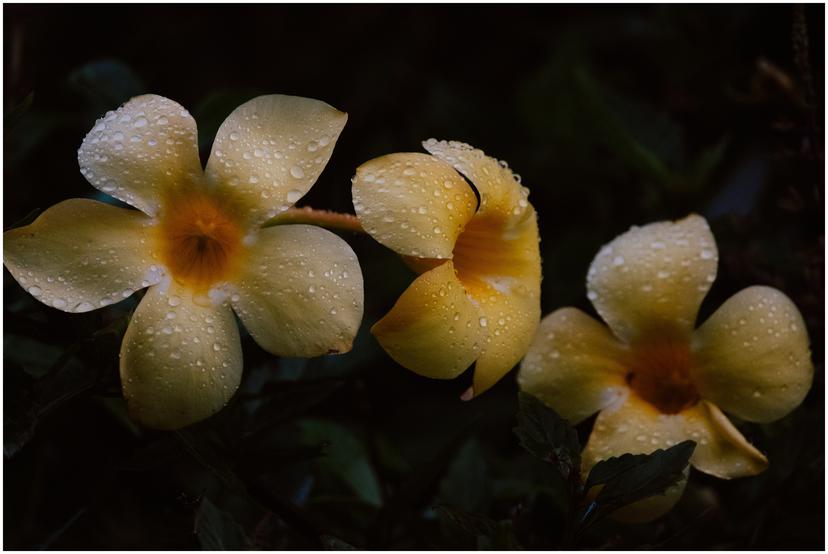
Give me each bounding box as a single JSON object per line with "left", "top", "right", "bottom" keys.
{"left": 439, "top": 438, "right": 490, "bottom": 512}
{"left": 298, "top": 419, "right": 383, "bottom": 506}
{"left": 195, "top": 497, "right": 249, "bottom": 550}
{"left": 513, "top": 392, "right": 580, "bottom": 480}
{"left": 583, "top": 440, "right": 696, "bottom": 520}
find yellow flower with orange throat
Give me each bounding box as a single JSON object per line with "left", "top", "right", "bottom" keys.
{"left": 4, "top": 94, "right": 364, "bottom": 430}
{"left": 518, "top": 214, "right": 813, "bottom": 521}
{"left": 352, "top": 140, "right": 542, "bottom": 398}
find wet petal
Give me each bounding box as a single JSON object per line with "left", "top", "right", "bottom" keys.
{"left": 372, "top": 261, "right": 485, "bottom": 379}
{"left": 460, "top": 210, "right": 542, "bottom": 397}
{"left": 518, "top": 308, "right": 629, "bottom": 424}
{"left": 120, "top": 283, "right": 243, "bottom": 430}
{"left": 205, "top": 95, "right": 347, "bottom": 224}
{"left": 468, "top": 275, "right": 541, "bottom": 397}
{"left": 586, "top": 214, "right": 717, "bottom": 344}
{"left": 352, "top": 152, "right": 477, "bottom": 258}
{"left": 683, "top": 401, "right": 768, "bottom": 478}
{"left": 230, "top": 224, "right": 363, "bottom": 357}
{"left": 4, "top": 199, "right": 161, "bottom": 312}
{"left": 422, "top": 139, "right": 531, "bottom": 224}
{"left": 582, "top": 393, "right": 689, "bottom": 522}
{"left": 78, "top": 95, "right": 202, "bottom": 216}
{"left": 691, "top": 286, "right": 813, "bottom": 422}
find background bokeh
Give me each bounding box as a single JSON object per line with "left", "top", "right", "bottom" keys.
{"left": 3, "top": 4, "right": 824, "bottom": 549}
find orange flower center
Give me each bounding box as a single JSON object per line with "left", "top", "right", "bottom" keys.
{"left": 626, "top": 341, "right": 700, "bottom": 414}
{"left": 157, "top": 191, "right": 245, "bottom": 291}
{"left": 451, "top": 214, "right": 536, "bottom": 295}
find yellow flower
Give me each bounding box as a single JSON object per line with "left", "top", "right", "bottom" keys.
{"left": 518, "top": 214, "right": 813, "bottom": 521}
{"left": 352, "top": 140, "right": 542, "bottom": 397}
{"left": 4, "top": 94, "right": 364, "bottom": 430}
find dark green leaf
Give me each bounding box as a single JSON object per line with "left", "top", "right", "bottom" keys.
{"left": 584, "top": 440, "right": 696, "bottom": 517}
{"left": 68, "top": 59, "right": 145, "bottom": 108}
{"left": 195, "top": 497, "right": 249, "bottom": 550}
{"left": 513, "top": 392, "right": 580, "bottom": 480}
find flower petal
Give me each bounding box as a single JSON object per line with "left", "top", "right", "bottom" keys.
{"left": 205, "top": 95, "right": 347, "bottom": 223}
{"left": 230, "top": 224, "right": 363, "bottom": 357}
{"left": 352, "top": 152, "right": 478, "bottom": 258}
{"left": 78, "top": 95, "right": 202, "bottom": 216}
{"left": 518, "top": 308, "right": 629, "bottom": 424}
{"left": 691, "top": 286, "right": 813, "bottom": 423}
{"left": 468, "top": 276, "right": 541, "bottom": 397}
{"left": 371, "top": 261, "right": 485, "bottom": 379}
{"left": 4, "top": 199, "right": 161, "bottom": 312}
{"left": 683, "top": 401, "right": 768, "bottom": 478}
{"left": 422, "top": 139, "right": 531, "bottom": 223}
{"left": 120, "top": 283, "right": 243, "bottom": 430}
{"left": 582, "top": 393, "right": 689, "bottom": 522}
{"left": 586, "top": 214, "right": 717, "bottom": 344}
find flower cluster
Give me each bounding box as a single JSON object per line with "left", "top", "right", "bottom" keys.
{"left": 3, "top": 93, "right": 814, "bottom": 522}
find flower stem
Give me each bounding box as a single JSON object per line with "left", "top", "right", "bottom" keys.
{"left": 264, "top": 206, "right": 364, "bottom": 234}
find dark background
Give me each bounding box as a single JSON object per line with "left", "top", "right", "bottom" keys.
{"left": 4, "top": 4, "right": 824, "bottom": 550}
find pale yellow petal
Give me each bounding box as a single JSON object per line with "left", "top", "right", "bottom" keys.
{"left": 582, "top": 393, "right": 689, "bottom": 522}
{"left": 352, "top": 152, "right": 477, "bottom": 258}
{"left": 518, "top": 308, "right": 629, "bottom": 424}
{"left": 683, "top": 401, "right": 768, "bottom": 478}
{"left": 422, "top": 139, "right": 531, "bottom": 223}
{"left": 78, "top": 95, "right": 202, "bottom": 216}
{"left": 586, "top": 214, "right": 717, "bottom": 344}
{"left": 120, "top": 283, "right": 243, "bottom": 430}
{"left": 691, "top": 286, "right": 813, "bottom": 423}
{"left": 4, "top": 199, "right": 161, "bottom": 312}
{"left": 229, "top": 224, "right": 363, "bottom": 357}
{"left": 371, "top": 261, "right": 485, "bottom": 379}
{"left": 205, "top": 95, "right": 347, "bottom": 224}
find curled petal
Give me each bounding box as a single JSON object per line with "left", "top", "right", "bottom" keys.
{"left": 352, "top": 152, "right": 477, "bottom": 258}
{"left": 683, "top": 402, "right": 768, "bottom": 478}
{"left": 4, "top": 199, "right": 160, "bottom": 312}
{"left": 230, "top": 224, "right": 363, "bottom": 357}
{"left": 205, "top": 95, "right": 347, "bottom": 224}
{"left": 587, "top": 214, "right": 717, "bottom": 344}
{"left": 422, "top": 139, "right": 531, "bottom": 223}
{"left": 692, "top": 286, "right": 813, "bottom": 423}
{"left": 120, "top": 283, "right": 243, "bottom": 430}
{"left": 372, "top": 261, "right": 485, "bottom": 379}
{"left": 78, "top": 95, "right": 202, "bottom": 216}
{"left": 518, "top": 308, "right": 629, "bottom": 424}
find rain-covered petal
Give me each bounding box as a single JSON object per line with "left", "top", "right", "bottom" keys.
{"left": 582, "top": 392, "right": 689, "bottom": 522}
{"left": 468, "top": 274, "right": 541, "bottom": 397}
{"left": 4, "top": 199, "right": 162, "bottom": 313}
{"left": 229, "top": 224, "right": 363, "bottom": 357}
{"left": 423, "top": 139, "right": 531, "bottom": 224}
{"left": 205, "top": 95, "right": 347, "bottom": 224}
{"left": 372, "top": 261, "right": 485, "bottom": 379}
{"left": 586, "top": 214, "right": 717, "bottom": 344}
{"left": 120, "top": 283, "right": 243, "bottom": 430}
{"left": 691, "top": 286, "right": 813, "bottom": 423}
{"left": 518, "top": 308, "right": 629, "bottom": 424}
{"left": 352, "top": 152, "right": 478, "bottom": 258}
{"left": 78, "top": 95, "right": 202, "bottom": 216}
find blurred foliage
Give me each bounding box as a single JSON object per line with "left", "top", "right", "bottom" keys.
{"left": 3, "top": 4, "right": 824, "bottom": 550}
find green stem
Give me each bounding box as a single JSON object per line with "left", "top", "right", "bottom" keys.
{"left": 264, "top": 206, "right": 364, "bottom": 234}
